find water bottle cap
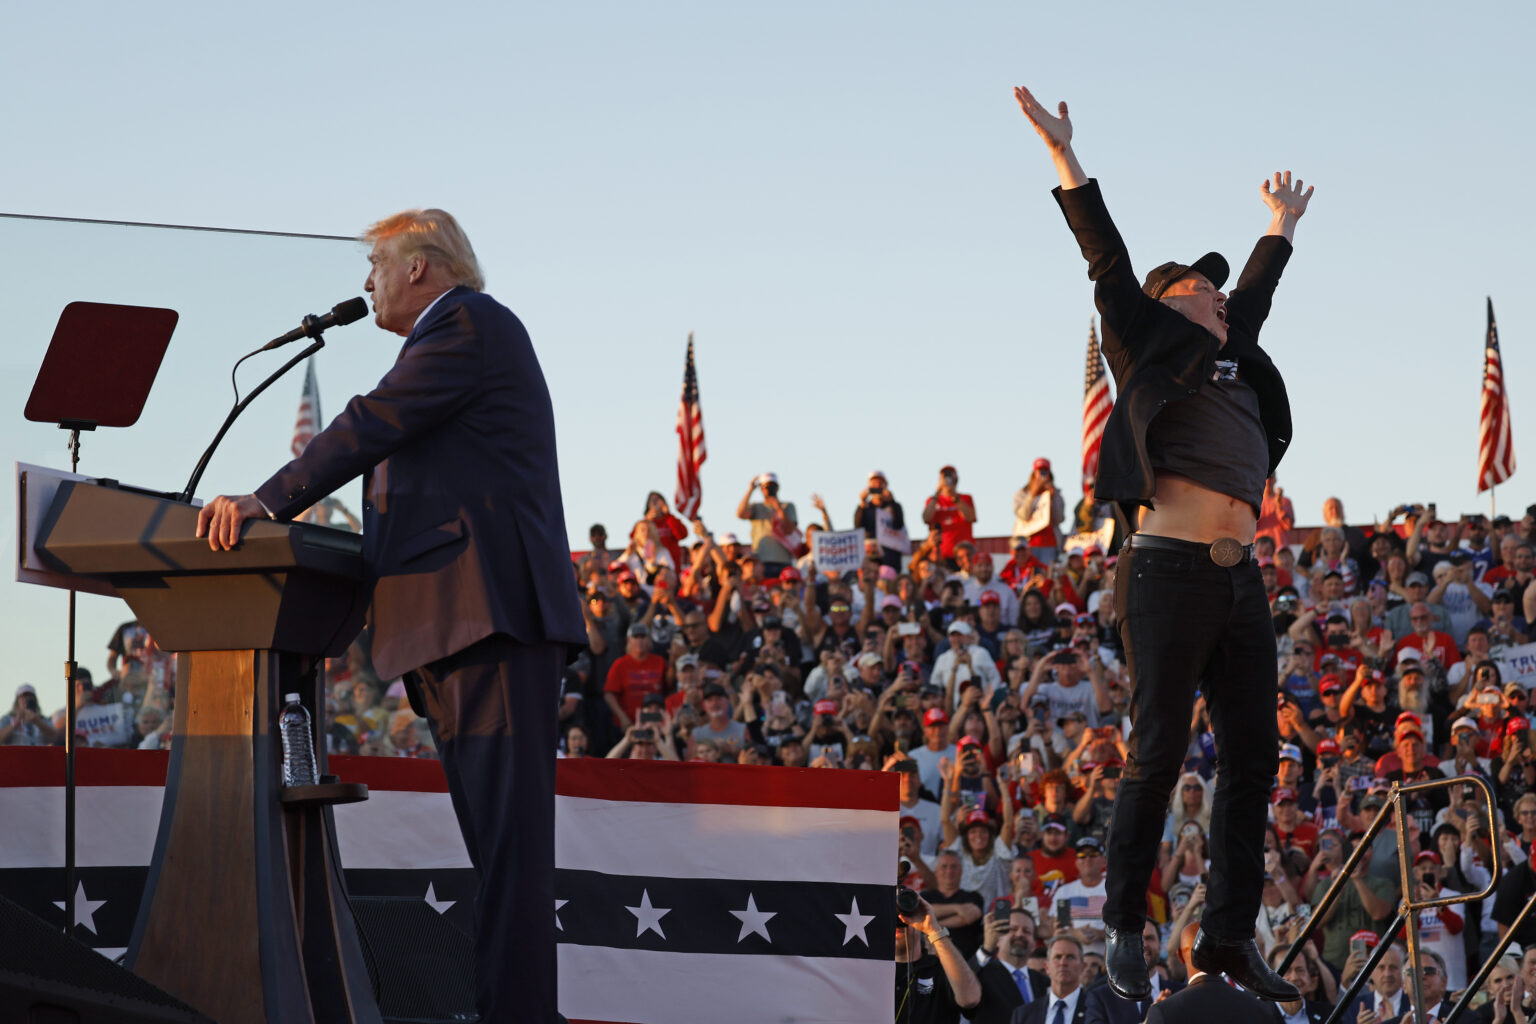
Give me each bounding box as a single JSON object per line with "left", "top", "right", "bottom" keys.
{"left": 284, "top": 693, "right": 301, "bottom": 703}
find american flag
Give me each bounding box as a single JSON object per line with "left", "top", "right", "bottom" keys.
{"left": 1081, "top": 319, "right": 1113, "bottom": 494}
{"left": 1478, "top": 297, "right": 1515, "bottom": 493}
{"left": 1068, "top": 894, "right": 1107, "bottom": 919}
{"left": 291, "top": 356, "right": 322, "bottom": 457}
{"left": 673, "top": 333, "right": 707, "bottom": 519}
{"left": 0, "top": 748, "right": 898, "bottom": 1024}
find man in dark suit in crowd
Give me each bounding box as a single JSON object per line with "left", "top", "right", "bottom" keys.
{"left": 1265, "top": 943, "right": 1332, "bottom": 1024}
{"left": 1087, "top": 922, "right": 1178, "bottom": 1024}
{"left": 1338, "top": 945, "right": 1412, "bottom": 1024}
{"left": 1013, "top": 83, "right": 1312, "bottom": 1002}
{"left": 1013, "top": 934, "right": 1090, "bottom": 1024}
{"left": 197, "top": 208, "right": 585, "bottom": 1024}
{"left": 1145, "top": 922, "right": 1267, "bottom": 1024}
{"left": 972, "top": 907, "right": 1048, "bottom": 1024}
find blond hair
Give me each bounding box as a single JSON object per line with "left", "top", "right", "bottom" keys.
{"left": 363, "top": 208, "right": 485, "bottom": 291}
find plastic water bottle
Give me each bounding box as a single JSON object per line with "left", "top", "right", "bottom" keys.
{"left": 279, "top": 693, "right": 318, "bottom": 787}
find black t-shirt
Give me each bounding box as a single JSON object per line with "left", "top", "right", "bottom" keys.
{"left": 1385, "top": 767, "right": 1449, "bottom": 834}
{"left": 925, "top": 888, "right": 985, "bottom": 962}
{"left": 1494, "top": 861, "right": 1536, "bottom": 948}
{"left": 1349, "top": 703, "right": 1399, "bottom": 758}
{"left": 896, "top": 954, "right": 976, "bottom": 1024}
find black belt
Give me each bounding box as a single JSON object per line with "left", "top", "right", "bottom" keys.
{"left": 1127, "top": 533, "right": 1254, "bottom": 567}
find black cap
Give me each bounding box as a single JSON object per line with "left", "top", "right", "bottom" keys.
{"left": 702, "top": 682, "right": 728, "bottom": 699}
{"left": 641, "top": 692, "right": 666, "bottom": 706}
{"left": 626, "top": 623, "right": 650, "bottom": 638}
{"left": 1142, "top": 252, "right": 1229, "bottom": 300}
{"left": 1075, "top": 835, "right": 1104, "bottom": 852}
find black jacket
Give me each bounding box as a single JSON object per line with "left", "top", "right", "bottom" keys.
{"left": 1144, "top": 974, "right": 1267, "bottom": 1024}
{"left": 257, "top": 286, "right": 586, "bottom": 679}
{"left": 1013, "top": 988, "right": 1089, "bottom": 1024}
{"left": 970, "top": 956, "right": 1048, "bottom": 1024}
{"left": 1052, "top": 181, "right": 1294, "bottom": 523}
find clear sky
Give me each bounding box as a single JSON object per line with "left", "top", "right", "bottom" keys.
{"left": 3, "top": 2, "right": 1533, "bottom": 711}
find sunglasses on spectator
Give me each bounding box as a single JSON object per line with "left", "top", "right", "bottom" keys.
{"left": 1076, "top": 850, "right": 1103, "bottom": 859}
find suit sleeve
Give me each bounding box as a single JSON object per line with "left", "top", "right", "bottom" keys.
{"left": 1052, "top": 180, "right": 1155, "bottom": 353}
{"left": 1222, "top": 236, "right": 1292, "bottom": 341}
{"left": 254, "top": 302, "right": 483, "bottom": 520}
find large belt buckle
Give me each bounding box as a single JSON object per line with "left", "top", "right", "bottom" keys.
{"left": 1209, "top": 537, "right": 1244, "bottom": 567}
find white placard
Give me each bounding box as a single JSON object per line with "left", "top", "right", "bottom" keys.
{"left": 812, "top": 529, "right": 866, "bottom": 575}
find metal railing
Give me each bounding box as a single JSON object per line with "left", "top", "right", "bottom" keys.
{"left": 1277, "top": 772, "right": 1524, "bottom": 1024}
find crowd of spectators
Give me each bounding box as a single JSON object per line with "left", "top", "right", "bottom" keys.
{"left": 0, "top": 619, "right": 438, "bottom": 760}
{"left": 10, "top": 466, "right": 1536, "bottom": 1020}
{"left": 557, "top": 473, "right": 1536, "bottom": 1022}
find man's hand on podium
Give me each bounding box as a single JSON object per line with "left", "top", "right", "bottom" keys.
{"left": 196, "top": 494, "right": 266, "bottom": 551}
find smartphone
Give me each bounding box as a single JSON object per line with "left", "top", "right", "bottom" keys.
{"left": 1019, "top": 752, "right": 1037, "bottom": 776}
{"left": 1056, "top": 899, "right": 1071, "bottom": 928}
{"left": 893, "top": 693, "right": 908, "bottom": 710}
{"left": 897, "top": 622, "right": 921, "bottom": 637}
{"left": 1463, "top": 784, "right": 1478, "bottom": 801}
{"left": 771, "top": 691, "right": 788, "bottom": 711}
{"left": 901, "top": 825, "right": 917, "bottom": 842}
{"left": 959, "top": 774, "right": 984, "bottom": 794}
{"left": 632, "top": 728, "right": 653, "bottom": 742}
{"left": 1103, "top": 764, "right": 1122, "bottom": 780}
{"left": 1349, "top": 935, "right": 1368, "bottom": 957}
{"left": 991, "top": 898, "right": 1012, "bottom": 924}
{"left": 640, "top": 709, "right": 662, "bottom": 724}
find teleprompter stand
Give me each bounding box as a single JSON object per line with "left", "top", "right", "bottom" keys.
{"left": 23, "top": 301, "right": 178, "bottom": 936}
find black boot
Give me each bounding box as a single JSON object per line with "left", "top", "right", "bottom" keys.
{"left": 1104, "top": 925, "right": 1151, "bottom": 1001}
{"left": 1190, "top": 929, "right": 1300, "bottom": 1001}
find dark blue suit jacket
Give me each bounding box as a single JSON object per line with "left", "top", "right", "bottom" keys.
{"left": 256, "top": 286, "right": 586, "bottom": 679}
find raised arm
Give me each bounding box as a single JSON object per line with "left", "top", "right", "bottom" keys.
{"left": 1260, "top": 170, "right": 1313, "bottom": 244}
{"left": 1013, "top": 85, "right": 1088, "bottom": 190}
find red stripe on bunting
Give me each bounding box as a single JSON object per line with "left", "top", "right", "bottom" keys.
{"left": 555, "top": 757, "right": 897, "bottom": 811}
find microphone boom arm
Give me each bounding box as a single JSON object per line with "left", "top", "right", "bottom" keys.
{"left": 179, "top": 336, "right": 326, "bottom": 504}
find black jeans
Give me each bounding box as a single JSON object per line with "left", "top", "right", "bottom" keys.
{"left": 1104, "top": 536, "right": 1279, "bottom": 939}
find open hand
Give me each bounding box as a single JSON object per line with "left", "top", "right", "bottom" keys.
{"left": 1013, "top": 85, "right": 1073, "bottom": 152}
{"left": 1261, "top": 170, "right": 1314, "bottom": 219}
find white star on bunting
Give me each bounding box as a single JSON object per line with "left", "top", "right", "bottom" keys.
{"left": 625, "top": 889, "right": 671, "bottom": 939}
{"left": 729, "top": 893, "right": 777, "bottom": 943}
{"left": 834, "top": 895, "right": 875, "bottom": 946}
{"left": 53, "top": 881, "right": 107, "bottom": 935}
{"left": 424, "top": 882, "right": 454, "bottom": 915}
{"left": 555, "top": 899, "right": 569, "bottom": 931}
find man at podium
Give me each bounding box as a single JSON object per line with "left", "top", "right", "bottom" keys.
{"left": 196, "top": 208, "right": 586, "bottom": 1024}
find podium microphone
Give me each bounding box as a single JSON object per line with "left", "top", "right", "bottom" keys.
{"left": 261, "top": 297, "right": 369, "bottom": 351}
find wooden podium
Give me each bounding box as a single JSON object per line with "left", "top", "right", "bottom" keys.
{"left": 20, "top": 468, "right": 380, "bottom": 1024}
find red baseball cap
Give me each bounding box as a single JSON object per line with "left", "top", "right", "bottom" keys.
{"left": 1272, "top": 787, "right": 1298, "bottom": 805}
{"left": 778, "top": 566, "right": 803, "bottom": 585}
{"left": 923, "top": 708, "right": 948, "bottom": 726}
{"left": 1033, "top": 458, "right": 1051, "bottom": 472}
{"left": 1507, "top": 716, "right": 1531, "bottom": 735}
{"left": 813, "top": 699, "right": 838, "bottom": 716}
{"left": 1349, "top": 930, "right": 1380, "bottom": 950}
{"left": 979, "top": 591, "right": 1001, "bottom": 606}
{"left": 1319, "top": 675, "right": 1342, "bottom": 696}
{"left": 1316, "top": 738, "right": 1340, "bottom": 756}
{"left": 899, "top": 815, "right": 921, "bottom": 830}
{"left": 964, "top": 809, "right": 995, "bottom": 830}
{"left": 1414, "top": 850, "right": 1441, "bottom": 865}
{"left": 956, "top": 735, "right": 982, "bottom": 752}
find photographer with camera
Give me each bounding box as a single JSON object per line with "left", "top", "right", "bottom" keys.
{"left": 1021, "top": 644, "right": 1111, "bottom": 728}
{"left": 0, "top": 684, "right": 58, "bottom": 746}
{"left": 853, "top": 470, "right": 908, "bottom": 570}
{"left": 922, "top": 465, "right": 977, "bottom": 571}
{"left": 894, "top": 888, "right": 983, "bottom": 1024}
